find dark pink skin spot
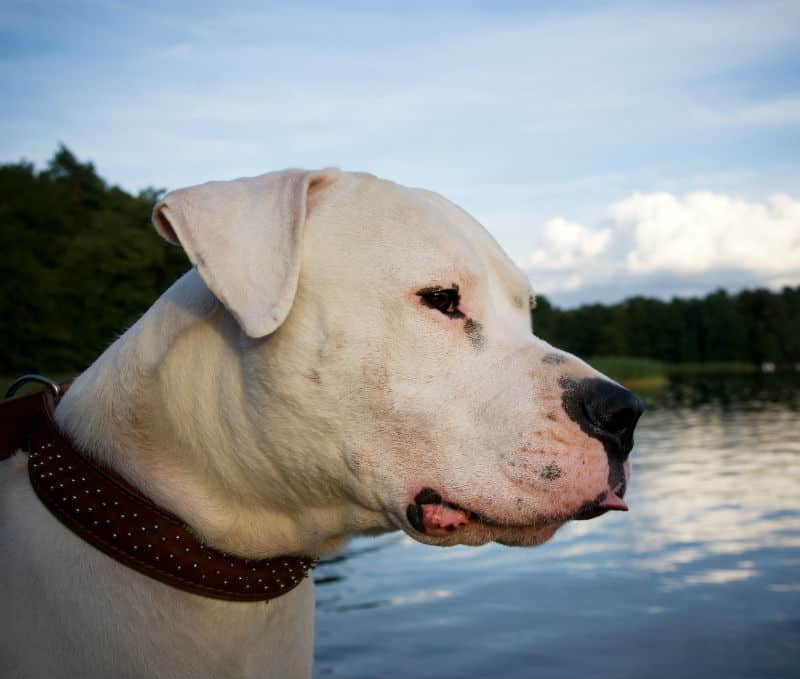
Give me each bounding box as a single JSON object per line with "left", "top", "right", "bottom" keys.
{"left": 464, "top": 318, "right": 485, "bottom": 350}
{"left": 540, "top": 463, "right": 562, "bottom": 481}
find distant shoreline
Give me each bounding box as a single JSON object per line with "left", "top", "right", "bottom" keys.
{"left": 588, "top": 356, "right": 798, "bottom": 390}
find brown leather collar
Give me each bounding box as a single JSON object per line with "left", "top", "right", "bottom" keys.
{"left": 1, "top": 385, "right": 316, "bottom": 602}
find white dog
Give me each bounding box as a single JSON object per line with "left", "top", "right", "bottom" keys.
{"left": 0, "top": 169, "right": 642, "bottom": 678}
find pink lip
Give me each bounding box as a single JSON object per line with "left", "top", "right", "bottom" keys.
{"left": 599, "top": 493, "right": 628, "bottom": 512}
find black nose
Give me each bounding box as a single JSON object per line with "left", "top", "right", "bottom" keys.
{"left": 560, "top": 377, "right": 644, "bottom": 461}
{"left": 584, "top": 380, "right": 643, "bottom": 439}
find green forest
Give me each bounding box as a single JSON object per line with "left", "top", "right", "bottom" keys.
{"left": 1, "top": 147, "right": 798, "bottom": 378}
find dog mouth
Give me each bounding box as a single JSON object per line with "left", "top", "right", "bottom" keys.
{"left": 573, "top": 480, "right": 628, "bottom": 521}
{"left": 405, "top": 485, "right": 628, "bottom": 538}
{"left": 405, "top": 488, "right": 473, "bottom": 536}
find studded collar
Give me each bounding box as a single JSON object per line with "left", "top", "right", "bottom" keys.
{"left": 2, "top": 385, "right": 316, "bottom": 602}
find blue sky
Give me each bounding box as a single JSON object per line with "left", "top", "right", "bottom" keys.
{"left": 2, "top": 0, "right": 799, "bottom": 306}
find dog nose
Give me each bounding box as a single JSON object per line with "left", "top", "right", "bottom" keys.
{"left": 583, "top": 380, "right": 643, "bottom": 441}
{"left": 560, "top": 377, "right": 644, "bottom": 461}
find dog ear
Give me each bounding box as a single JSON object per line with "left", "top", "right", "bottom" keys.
{"left": 152, "top": 169, "right": 336, "bottom": 338}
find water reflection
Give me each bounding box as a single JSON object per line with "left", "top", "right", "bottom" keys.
{"left": 315, "top": 374, "right": 800, "bottom": 679}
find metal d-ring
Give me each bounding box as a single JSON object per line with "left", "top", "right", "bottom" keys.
{"left": 4, "top": 374, "right": 62, "bottom": 400}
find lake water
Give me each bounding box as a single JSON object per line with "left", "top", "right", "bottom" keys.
{"left": 313, "top": 374, "right": 800, "bottom": 678}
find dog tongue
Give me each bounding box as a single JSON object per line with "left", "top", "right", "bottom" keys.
{"left": 421, "top": 503, "right": 470, "bottom": 535}
{"left": 599, "top": 493, "right": 629, "bottom": 512}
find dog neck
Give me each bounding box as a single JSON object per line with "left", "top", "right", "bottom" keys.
{"left": 55, "top": 270, "right": 389, "bottom": 559}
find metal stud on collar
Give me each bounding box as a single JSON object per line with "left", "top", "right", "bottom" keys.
{"left": 4, "top": 374, "right": 62, "bottom": 400}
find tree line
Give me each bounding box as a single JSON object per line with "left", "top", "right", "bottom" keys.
{"left": 0, "top": 146, "right": 185, "bottom": 374}
{"left": 1, "top": 147, "right": 797, "bottom": 375}
{"left": 533, "top": 287, "right": 799, "bottom": 367}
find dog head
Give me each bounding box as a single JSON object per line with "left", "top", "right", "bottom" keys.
{"left": 153, "top": 169, "right": 643, "bottom": 550}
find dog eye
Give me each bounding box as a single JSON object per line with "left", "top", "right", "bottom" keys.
{"left": 417, "top": 286, "right": 462, "bottom": 318}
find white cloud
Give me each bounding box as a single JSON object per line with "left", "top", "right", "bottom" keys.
{"left": 523, "top": 191, "right": 800, "bottom": 304}
{"left": 616, "top": 191, "right": 800, "bottom": 275}
{"left": 526, "top": 218, "right": 611, "bottom": 271}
